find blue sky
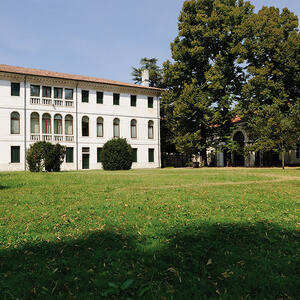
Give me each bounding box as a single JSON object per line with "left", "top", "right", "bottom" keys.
{"left": 0, "top": 0, "right": 299, "bottom": 84}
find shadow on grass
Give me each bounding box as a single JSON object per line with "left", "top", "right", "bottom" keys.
{"left": 0, "top": 223, "right": 299, "bottom": 299}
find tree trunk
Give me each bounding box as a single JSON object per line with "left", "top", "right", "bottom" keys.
{"left": 281, "top": 151, "right": 285, "bottom": 170}
{"left": 200, "top": 148, "right": 208, "bottom": 167}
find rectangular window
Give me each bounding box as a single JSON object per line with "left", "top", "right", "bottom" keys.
{"left": 42, "top": 86, "right": 51, "bottom": 98}
{"left": 30, "top": 85, "right": 40, "bottom": 97}
{"left": 66, "top": 147, "right": 74, "bottom": 163}
{"left": 82, "top": 90, "right": 89, "bottom": 102}
{"left": 82, "top": 147, "right": 90, "bottom": 153}
{"left": 296, "top": 146, "right": 300, "bottom": 159}
{"left": 11, "top": 82, "right": 20, "bottom": 96}
{"left": 97, "top": 147, "right": 102, "bottom": 163}
{"left": 113, "top": 93, "right": 120, "bottom": 105}
{"left": 97, "top": 92, "right": 103, "bottom": 104}
{"left": 54, "top": 87, "right": 63, "bottom": 99}
{"left": 131, "top": 95, "right": 137, "bottom": 107}
{"left": 65, "top": 88, "right": 73, "bottom": 100}
{"left": 148, "top": 148, "right": 154, "bottom": 163}
{"left": 148, "top": 97, "right": 154, "bottom": 108}
{"left": 132, "top": 148, "right": 137, "bottom": 163}
{"left": 11, "top": 146, "right": 20, "bottom": 163}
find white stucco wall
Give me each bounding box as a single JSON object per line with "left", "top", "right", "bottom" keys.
{"left": 0, "top": 75, "right": 161, "bottom": 171}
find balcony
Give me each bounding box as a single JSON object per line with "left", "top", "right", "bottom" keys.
{"left": 30, "top": 97, "right": 74, "bottom": 107}
{"left": 30, "top": 134, "right": 74, "bottom": 143}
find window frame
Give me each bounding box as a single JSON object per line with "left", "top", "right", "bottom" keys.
{"left": 65, "top": 88, "right": 73, "bottom": 100}
{"left": 113, "top": 118, "right": 120, "bottom": 138}
{"left": 30, "top": 112, "right": 40, "bottom": 134}
{"left": 11, "top": 82, "right": 20, "bottom": 96}
{"left": 97, "top": 91, "right": 103, "bottom": 104}
{"left": 97, "top": 117, "right": 104, "bottom": 137}
{"left": 42, "top": 86, "right": 52, "bottom": 98}
{"left": 54, "top": 87, "right": 63, "bottom": 99}
{"left": 97, "top": 147, "right": 103, "bottom": 163}
{"left": 54, "top": 114, "right": 63, "bottom": 135}
{"left": 130, "top": 119, "right": 137, "bottom": 138}
{"left": 11, "top": 146, "right": 20, "bottom": 163}
{"left": 148, "top": 120, "right": 154, "bottom": 139}
{"left": 65, "top": 114, "right": 73, "bottom": 135}
{"left": 10, "top": 112, "right": 20, "bottom": 134}
{"left": 30, "top": 85, "right": 40, "bottom": 97}
{"left": 148, "top": 148, "right": 154, "bottom": 163}
{"left": 66, "top": 147, "right": 74, "bottom": 163}
{"left": 148, "top": 97, "right": 154, "bottom": 108}
{"left": 42, "top": 113, "right": 52, "bottom": 134}
{"left": 82, "top": 116, "right": 89, "bottom": 137}
{"left": 130, "top": 95, "right": 137, "bottom": 107}
{"left": 113, "top": 93, "right": 120, "bottom": 105}
{"left": 82, "top": 90, "right": 89, "bottom": 103}
{"left": 132, "top": 148, "right": 137, "bottom": 163}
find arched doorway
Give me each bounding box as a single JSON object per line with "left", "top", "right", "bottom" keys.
{"left": 233, "top": 131, "right": 245, "bottom": 166}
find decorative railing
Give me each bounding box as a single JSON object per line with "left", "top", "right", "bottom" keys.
{"left": 54, "top": 135, "right": 64, "bottom": 142}
{"left": 30, "top": 97, "right": 74, "bottom": 107}
{"left": 30, "top": 134, "right": 40, "bottom": 141}
{"left": 65, "top": 135, "right": 74, "bottom": 142}
{"left": 42, "top": 98, "right": 52, "bottom": 105}
{"left": 54, "top": 99, "right": 63, "bottom": 106}
{"left": 42, "top": 134, "right": 52, "bottom": 141}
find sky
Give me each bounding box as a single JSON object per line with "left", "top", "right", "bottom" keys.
{"left": 0, "top": 0, "right": 299, "bottom": 84}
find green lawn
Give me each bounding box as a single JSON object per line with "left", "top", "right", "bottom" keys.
{"left": 0, "top": 168, "right": 299, "bottom": 299}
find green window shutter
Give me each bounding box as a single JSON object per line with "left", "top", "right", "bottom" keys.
{"left": 97, "top": 92, "right": 103, "bottom": 104}
{"left": 148, "top": 97, "right": 153, "bottom": 108}
{"left": 11, "top": 83, "right": 20, "bottom": 96}
{"left": 11, "top": 146, "right": 20, "bottom": 163}
{"left": 131, "top": 95, "right": 137, "bottom": 107}
{"left": 148, "top": 148, "right": 154, "bottom": 163}
{"left": 113, "top": 93, "right": 120, "bottom": 105}
{"left": 82, "top": 90, "right": 89, "bottom": 102}
{"left": 97, "top": 147, "right": 102, "bottom": 163}
{"left": 66, "top": 147, "right": 74, "bottom": 163}
{"left": 132, "top": 148, "right": 137, "bottom": 162}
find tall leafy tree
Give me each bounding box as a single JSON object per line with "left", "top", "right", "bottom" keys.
{"left": 131, "top": 57, "right": 163, "bottom": 88}
{"left": 246, "top": 104, "right": 300, "bottom": 169}
{"left": 162, "top": 0, "right": 254, "bottom": 166}
{"left": 239, "top": 6, "right": 300, "bottom": 117}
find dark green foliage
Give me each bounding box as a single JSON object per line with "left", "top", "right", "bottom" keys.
{"left": 26, "top": 141, "right": 65, "bottom": 172}
{"left": 101, "top": 138, "right": 133, "bottom": 170}
{"left": 131, "top": 57, "right": 163, "bottom": 88}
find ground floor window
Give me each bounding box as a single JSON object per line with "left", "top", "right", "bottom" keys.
{"left": 132, "top": 148, "right": 137, "bottom": 163}
{"left": 148, "top": 148, "right": 154, "bottom": 163}
{"left": 11, "top": 146, "right": 20, "bottom": 163}
{"left": 97, "top": 147, "right": 102, "bottom": 163}
{"left": 66, "top": 147, "right": 74, "bottom": 163}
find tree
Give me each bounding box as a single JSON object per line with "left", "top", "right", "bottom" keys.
{"left": 131, "top": 57, "right": 163, "bottom": 88}
{"left": 101, "top": 138, "right": 133, "bottom": 170}
{"left": 239, "top": 6, "right": 300, "bottom": 118}
{"left": 162, "top": 0, "right": 254, "bottom": 166}
{"left": 245, "top": 104, "right": 300, "bottom": 169}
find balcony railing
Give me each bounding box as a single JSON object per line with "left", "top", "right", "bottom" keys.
{"left": 30, "top": 134, "right": 74, "bottom": 142}
{"left": 30, "top": 97, "right": 74, "bottom": 107}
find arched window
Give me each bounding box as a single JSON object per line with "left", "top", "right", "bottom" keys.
{"left": 65, "top": 115, "right": 73, "bottom": 135}
{"left": 82, "top": 116, "right": 89, "bottom": 136}
{"left": 42, "top": 113, "right": 51, "bottom": 134}
{"left": 131, "top": 119, "right": 137, "bottom": 138}
{"left": 11, "top": 112, "right": 20, "bottom": 134}
{"left": 97, "top": 117, "right": 104, "bottom": 137}
{"left": 113, "top": 118, "right": 120, "bottom": 138}
{"left": 30, "top": 112, "right": 40, "bottom": 133}
{"left": 54, "top": 114, "right": 63, "bottom": 135}
{"left": 148, "top": 120, "right": 154, "bottom": 139}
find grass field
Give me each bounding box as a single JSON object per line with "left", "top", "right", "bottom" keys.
{"left": 0, "top": 168, "right": 299, "bottom": 299}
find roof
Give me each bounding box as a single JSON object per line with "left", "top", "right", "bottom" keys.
{"left": 0, "top": 64, "right": 162, "bottom": 92}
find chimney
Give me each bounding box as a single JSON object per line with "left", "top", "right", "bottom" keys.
{"left": 141, "top": 69, "right": 150, "bottom": 87}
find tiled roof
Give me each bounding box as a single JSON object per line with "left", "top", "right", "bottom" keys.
{"left": 0, "top": 64, "right": 162, "bottom": 92}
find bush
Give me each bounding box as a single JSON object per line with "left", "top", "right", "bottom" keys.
{"left": 26, "top": 142, "right": 65, "bottom": 172}
{"left": 101, "top": 138, "right": 133, "bottom": 170}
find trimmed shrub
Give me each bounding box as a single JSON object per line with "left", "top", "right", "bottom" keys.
{"left": 101, "top": 138, "right": 133, "bottom": 170}
{"left": 26, "top": 141, "right": 65, "bottom": 172}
